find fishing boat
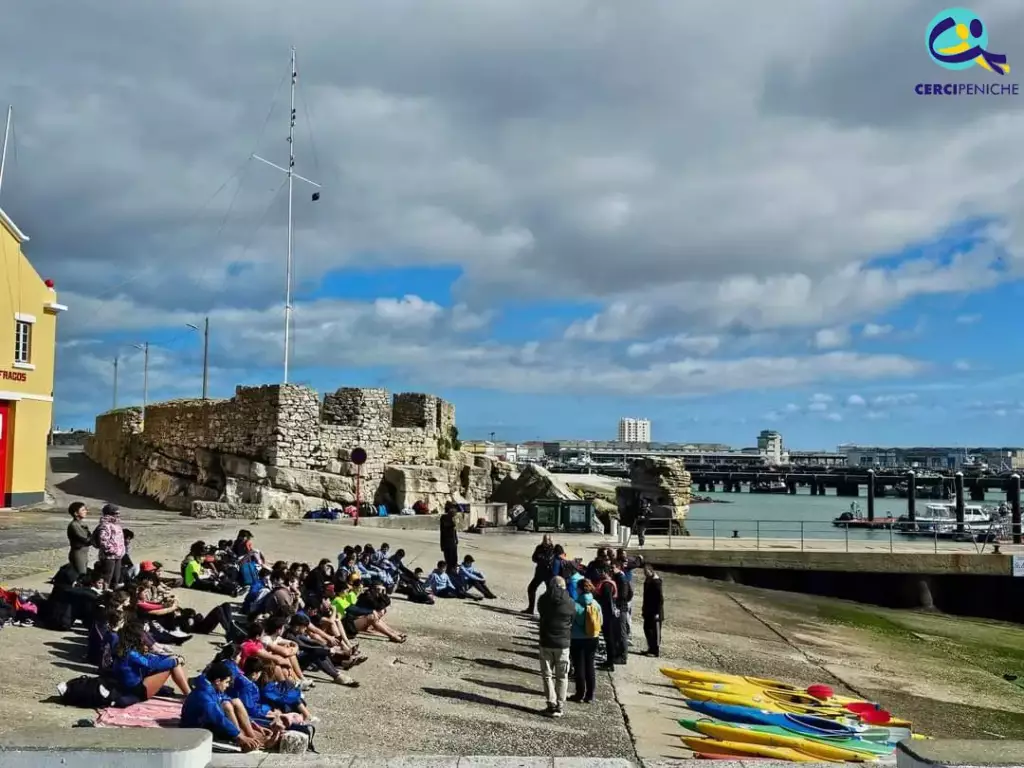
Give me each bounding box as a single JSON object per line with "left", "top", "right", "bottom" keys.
{"left": 895, "top": 502, "right": 995, "bottom": 537}
{"left": 750, "top": 480, "right": 788, "bottom": 494}
{"left": 832, "top": 502, "right": 898, "bottom": 529}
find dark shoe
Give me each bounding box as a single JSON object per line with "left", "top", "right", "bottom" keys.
{"left": 567, "top": 694, "right": 583, "bottom": 703}
{"left": 552, "top": 705, "right": 564, "bottom": 718}
{"left": 521, "top": 608, "right": 534, "bottom": 615}
{"left": 582, "top": 697, "right": 594, "bottom": 704}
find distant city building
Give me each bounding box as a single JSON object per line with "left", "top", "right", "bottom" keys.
{"left": 617, "top": 418, "right": 651, "bottom": 443}
{"left": 462, "top": 440, "right": 498, "bottom": 456}
{"left": 757, "top": 430, "right": 787, "bottom": 465}
{"left": 837, "top": 444, "right": 1024, "bottom": 471}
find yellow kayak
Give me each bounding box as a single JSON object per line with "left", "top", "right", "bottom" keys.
{"left": 664, "top": 667, "right": 912, "bottom": 729}
{"left": 691, "top": 720, "right": 869, "bottom": 762}
{"left": 681, "top": 735, "right": 823, "bottom": 762}
{"left": 674, "top": 683, "right": 849, "bottom": 718}
{"left": 662, "top": 667, "right": 862, "bottom": 705}
{"left": 679, "top": 679, "right": 848, "bottom": 710}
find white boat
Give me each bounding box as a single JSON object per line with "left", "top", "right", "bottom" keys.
{"left": 896, "top": 502, "right": 993, "bottom": 534}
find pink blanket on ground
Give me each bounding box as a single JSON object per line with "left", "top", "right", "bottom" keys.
{"left": 95, "top": 696, "right": 181, "bottom": 728}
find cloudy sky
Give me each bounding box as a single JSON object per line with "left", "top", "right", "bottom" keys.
{"left": 3, "top": 0, "right": 1024, "bottom": 448}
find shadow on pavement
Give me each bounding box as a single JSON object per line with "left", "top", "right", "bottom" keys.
{"left": 453, "top": 655, "right": 538, "bottom": 677}
{"left": 49, "top": 451, "right": 164, "bottom": 511}
{"left": 422, "top": 686, "right": 542, "bottom": 716}
{"left": 463, "top": 676, "right": 539, "bottom": 696}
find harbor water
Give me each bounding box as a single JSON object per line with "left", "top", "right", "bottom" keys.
{"left": 685, "top": 487, "right": 1010, "bottom": 542}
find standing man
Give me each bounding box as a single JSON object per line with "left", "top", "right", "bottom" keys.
{"left": 66, "top": 501, "right": 92, "bottom": 576}
{"left": 634, "top": 499, "right": 651, "bottom": 548}
{"left": 641, "top": 563, "right": 664, "bottom": 657}
{"left": 440, "top": 502, "right": 459, "bottom": 571}
{"left": 95, "top": 504, "right": 126, "bottom": 588}
{"left": 536, "top": 575, "right": 575, "bottom": 718}
{"left": 523, "top": 534, "right": 556, "bottom": 615}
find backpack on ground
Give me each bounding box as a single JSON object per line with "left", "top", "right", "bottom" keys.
{"left": 584, "top": 602, "right": 602, "bottom": 638}
{"left": 60, "top": 675, "right": 118, "bottom": 709}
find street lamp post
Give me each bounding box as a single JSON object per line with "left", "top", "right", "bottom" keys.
{"left": 186, "top": 317, "right": 210, "bottom": 400}
{"left": 112, "top": 355, "right": 119, "bottom": 410}
{"left": 132, "top": 342, "right": 149, "bottom": 420}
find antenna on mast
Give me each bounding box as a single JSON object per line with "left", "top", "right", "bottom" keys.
{"left": 252, "top": 48, "right": 321, "bottom": 384}
{"left": 0, "top": 106, "right": 12, "bottom": 199}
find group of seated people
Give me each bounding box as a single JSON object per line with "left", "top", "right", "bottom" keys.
{"left": 54, "top": 529, "right": 513, "bottom": 753}
{"left": 331, "top": 541, "right": 498, "bottom": 603}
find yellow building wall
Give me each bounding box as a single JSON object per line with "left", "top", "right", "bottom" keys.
{"left": 0, "top": 210, "right": 62, "bottom": 506}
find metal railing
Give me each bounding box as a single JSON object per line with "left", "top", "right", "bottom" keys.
{"left": 622, "top": 518, "right": 1024, "bottom": 554}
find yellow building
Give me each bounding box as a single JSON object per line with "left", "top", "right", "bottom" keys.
{"left": 0, "top": 207, "right": 65, "bottom": 506}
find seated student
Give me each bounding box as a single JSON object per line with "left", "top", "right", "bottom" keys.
{"left": 299, "top": 595, "right": 361, "bottom": 655}
{"left": 262, "top": 574, "right": 299, "bottom": 618}
{"left": 425, "top": 561, "right": 479, "bottom": 600}
{"left": 238, "top": 622, "right": 300, "bottom": 684}
{"left": 180, "top": 661, "right": 268, "bottom": 753}
{"left": 303, "top": 559, "right": 334, "bottom": 603}
{"left": 456, "top": 555, "right": 497, "bottom": 599}
{"left": 259, "top": 616, "right": 315, "bottom": 691}
{"left": 356, "top": 550, "right": 394, "bottom": 590}
{"left": 334, "top": 576, "right": 406, "bottom": 643}
{"left": 284, "top": 614, "right": 361, "bottom": 687}
{"left": 232, "top": 530, "right": 263, "bottom": 565}
{"left": 121, "top": 529, "right": 139, "bottom": 584}
{"left": 236, "top": 656, "right": 307, "bottom": 727}
{"left": 110, "top": 621, "right": 192, "bottom": 700}
{"left": 181, "top": 541, "right": 218, "bottom": 590}
{"left": 373, "top": 543, "right": 393, "bottom": 569}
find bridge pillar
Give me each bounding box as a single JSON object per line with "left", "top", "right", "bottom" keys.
{"left": 970, "top": 483, "right": 985, "bottom": 502}
{"left": 866, "top": 469, "right": 875, "bottom": 521}
{"left": 1011, "top": 474, "right": 1021, "bottom": 545}
{"left": 907, "top": 471, "right": 916, "bottom": 521}
{"left": 954, "top": 471, "right": 965, "bottom": 533}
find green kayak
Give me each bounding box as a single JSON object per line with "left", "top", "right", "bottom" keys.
{"left": 678, "top": 717, "right": 896, "bottom": 757}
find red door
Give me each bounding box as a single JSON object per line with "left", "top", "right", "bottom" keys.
{"left": 0, "top": 402, "right": 11, "bottom": 506}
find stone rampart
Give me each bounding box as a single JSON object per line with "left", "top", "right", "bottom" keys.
{"left": 85, "top": 383, "right": 509, "bottom": 520}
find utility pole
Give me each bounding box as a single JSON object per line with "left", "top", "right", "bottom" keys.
{"left": 251, "top": 48, "right": 321, "bottom": 384}
{"left": 112, "top": 355, "right": 119, "bottom": 409}
{"left": 187, "top": 317, "right": 210, "bottom": 399}
{"left": 0, "top": 105, "right": 11, "bottom": 198}
{"left": 133, "top": 342, "right": 149, "bottom": 419}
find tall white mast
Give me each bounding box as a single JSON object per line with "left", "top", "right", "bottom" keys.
{"left": 252, "top": 49, "right": 321, "bottom": 383}
{"left": 0, "top": 106, "right": 12, "bottom": 199}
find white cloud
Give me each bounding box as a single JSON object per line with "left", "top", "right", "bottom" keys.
{"left": 810, "top": 393, "right": 833, "bottom": 404}
{"left": 847, "top": 394, "right": 866, "bottom": 406}
{"left": 953, "top": 359, "right": 972, "bottom": 371}
{"left": 8, "top": 0, "right": 1022, "bottom": 425}
{"left": 861, "top": 323, "right": 892, "bottom": 338}
{"left": 824, "top": 412, "right": 843, "bottom": 422}
{"left": 813, "top": 326, "right": 850, "bottom": 350}
{"left": 626, "top": 334, "right": 721, "bottom": 357}
{"left": 783, "top": 403, "right": 801, "bottom": 413}
{"left": 955, "top": 314, "right": 981, "bottom": 325}
{"left": 871, "top": 393, "right": 918, "bottom": 407}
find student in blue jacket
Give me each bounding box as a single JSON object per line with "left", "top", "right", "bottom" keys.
{"left": 110, "top": 622, "right": 192, "bottom": 700}
{"left": 180, "top": 661, "right": 265, "bottom": 752}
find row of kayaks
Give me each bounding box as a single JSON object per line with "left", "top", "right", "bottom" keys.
{"left": 663, "top": 667, "right": 920, "bottom": 762}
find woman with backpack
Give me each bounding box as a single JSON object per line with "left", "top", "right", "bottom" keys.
{"left": 568, "top": 579, "right": 602, "bottom": 704}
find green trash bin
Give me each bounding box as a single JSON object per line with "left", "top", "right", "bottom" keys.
{"left": 533, "top": 500, "right": 562, "bottom": 531}
{"left": 560, "top": 500, "right": 594, "bottom": 533}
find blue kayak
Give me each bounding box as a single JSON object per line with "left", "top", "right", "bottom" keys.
{"left": 683, "top": 700, "right": 860, "bottom": 738}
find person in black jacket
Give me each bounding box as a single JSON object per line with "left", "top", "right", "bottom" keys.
{"left": 66, "top": 501, "right": 92, "bottom": 575}
{"left": 633, "top": 499, "right": 652, "bottom": 548}
{"left": 641, "top": 564, "right": 664, "bottom": 656}
{"left": 440, "top": 503, "right": 459, "bottom": 570}
{"left": 536, "top": 576, "right": 575, "bottom": 717}
{"left": 523, "top": 535, "right": 555, "bottom": 615}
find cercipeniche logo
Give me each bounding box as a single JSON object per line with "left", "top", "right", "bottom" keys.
{"left": 917, "top": 8, "right": 1018, "bottom": 96}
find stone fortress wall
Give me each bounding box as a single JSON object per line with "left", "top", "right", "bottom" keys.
{"left": 85, "top": 383, "right": 510, "bottom": 519}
